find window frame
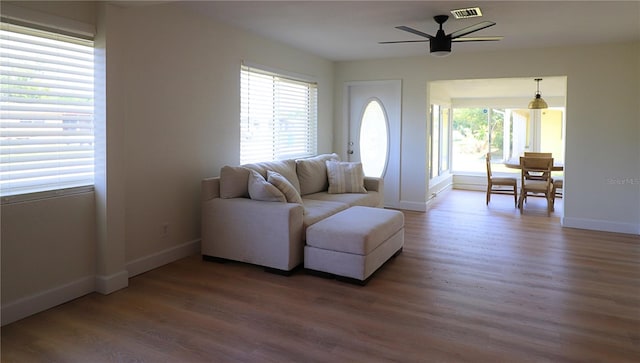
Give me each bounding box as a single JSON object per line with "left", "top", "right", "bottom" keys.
{"left": 429, "top": 104, "right": 452, "bottom": 180}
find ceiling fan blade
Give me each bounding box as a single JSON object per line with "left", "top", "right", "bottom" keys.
{"left": 452, "top": 36, "right": 503, "bottom": 42}
{"left": 379, "top": 40, "right": 430, "bottom": 44}
{"left": 395, "top": 25, "right": 434, "bottom": 39}
{"left": 449, "top": 21, "right": 496, "bottom": 39}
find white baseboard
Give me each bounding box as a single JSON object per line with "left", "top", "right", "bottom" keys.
{"left": 126, "top": 239, "right": 201, "bottom": 278}
{"left": 1, "top": 239, "right": 201, "bottom": 327}
{"left": 397, "top": 200, "right": 427, "bottom": 212}
{"left": 1, "top": 275, "right": 95, "bottom": 326}
{"left": 426, "top": 184, "right": 454, "bottom": 208}
{"left": 452, "top": 184, "right": 485, "bottom": 192}
{"left": 562, "top": 217, "right": 640, "bottom": 235}
{"left": 94, "top": 270, "right": 129, "bottom": 295}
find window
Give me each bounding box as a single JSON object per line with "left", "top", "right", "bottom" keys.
{"left": 1, "top": 23, "right": 94, "bottom": 199}
{"left": 452, "top": 107, "right": 564, "bottom": 173}
{"left": 452, "top": 108, "right": 508, "bottom": 173}
{"left": 240, "top": 64, "right": 317, "bottom": 164}
{"left": 441, "top": 107, "right": 450, "bottom": 172}
{"left": 429, "top": 104, "right": 451, "bottom": 179}
{"left": 359, "top": 99, "right": 388, "bottom": 178}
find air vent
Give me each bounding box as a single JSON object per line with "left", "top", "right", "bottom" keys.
{"left": 450, "top": 7, "right": 483, "bottom": 19}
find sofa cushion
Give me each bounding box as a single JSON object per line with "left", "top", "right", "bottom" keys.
{"left": 219, "top": 165, "right": 250, "bottom": 199}
{"left": 248, "top": 170, "right": 286, "bottom": 203}
{"left": 296, "top": 153, "right": 339, "bottom": 196}
{"left": 301, "top": 199, "right": 349, "bottom": 234}
{"left": 303, "top": 191, "right": 380, "bottom": 208}
{"left": 306, "top": 206, "right": 404, "bottom": 255}
{"left": 243, "top": 159, "right": 301, "bottom": 194}
{"left": 267, "top": 170, "right": 303, "bottom": 204}
{"left": 326, "top": 161, "right": 367, "bottom": 194}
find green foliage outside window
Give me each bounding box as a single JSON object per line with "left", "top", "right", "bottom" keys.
{"left": 452, "top": 108, "right": 506, "bottom": 159}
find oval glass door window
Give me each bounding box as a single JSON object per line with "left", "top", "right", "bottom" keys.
{"left": 359, "top": 99, "right": 389, "bottom": 177}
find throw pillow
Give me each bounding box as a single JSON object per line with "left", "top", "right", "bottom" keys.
{"left": 220, "top": 165, "right": 250, "bottom": 198}
{"left": 296, "top": 153, "right": 340, "bottom": 195}
{"left": 267, "top": 170, "right": 303, "bottom": 204}
{"left": 247, "top": 170, "right": 286, "bottom": 202}
{"left": 326, "top": 160, "right": 367, "bottom": 194}
{"left": 243, "top": 159, "right": 301, "bottom": 194}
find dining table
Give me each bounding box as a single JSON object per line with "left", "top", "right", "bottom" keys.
{"left": 503, "top": 158, "right": 564, "bottom": 171}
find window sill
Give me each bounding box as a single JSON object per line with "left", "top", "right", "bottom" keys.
{"left": 1, "top": 186, "right": 95, "bottom": 205}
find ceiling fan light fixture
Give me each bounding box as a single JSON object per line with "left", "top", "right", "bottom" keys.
{"left": 528, "top": 78, "right": 548, "bottom": 109}
{"left": 431, "top": 50, "right": 451, "bottom": 57}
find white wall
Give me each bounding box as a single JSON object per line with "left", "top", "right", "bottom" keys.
{"left": 1, "top": 1, "right": 334, "bottom": 325}
{"left": 111, "top": 3, "right": 334, "bottom": 264}
{"left": 1, "top": 192, "right": 97, "bottom": 320}
{"left": 334, "top": 42, "right": 640, "bottom": 234}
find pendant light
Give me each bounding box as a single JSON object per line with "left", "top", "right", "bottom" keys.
{"left": 528, "top": 78, "right": 548, "bottom": 109}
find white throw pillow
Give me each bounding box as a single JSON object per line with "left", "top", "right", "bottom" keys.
{"left": 326, "top": 160, "right": 367, "bottom": 194}
{"left": 220, "top": 165, "right": 250, "bottom": 198}
{"left": 296, "top": 153, "right": 340, "bottom": 195}
{"left": 243, "top": 159, "right": 301, "bottom": 194}
{"left": 267, "top": 170, "right": 303, "bottom": 204}
{"left": 247, "top": 170, "right": 286, "bottom": 202}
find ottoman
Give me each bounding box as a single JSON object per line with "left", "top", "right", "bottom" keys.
{"left": 304, "top": 206, "right": 404, "bottom": 284}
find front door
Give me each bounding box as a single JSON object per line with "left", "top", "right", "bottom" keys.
{"left": 345, "top": 80, "right": 401, "bottom": 208}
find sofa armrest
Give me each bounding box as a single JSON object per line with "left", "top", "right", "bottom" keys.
{"left": 364, "top": 176, "right": 383, "bottom": 193}
{"left": 201, "top": 197, "right": 305, "bottom": 271}
{"left": 202, "top": 177, "right": 220, "bottom": 201}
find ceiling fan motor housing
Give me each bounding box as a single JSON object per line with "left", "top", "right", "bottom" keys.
{"left": 430, "top": 30, "right": 451, "bottom": 54}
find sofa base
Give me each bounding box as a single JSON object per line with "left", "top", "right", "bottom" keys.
{"left": 263, "top": 265, "right": 300, "bottom": 276}
{"left": 202, "top": 254, "right": 299, "bottom": 276}
{"left": 202, "top": 254, "right": 228, "bottom": 264}
{"left": 305, "top": 248, "right": 402, "bottom": 286}
{"left": 304, "top": 229, "right": 404, "bottom": 282}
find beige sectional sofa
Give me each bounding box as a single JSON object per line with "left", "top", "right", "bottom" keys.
{"left": 201, "top": 153, "right": 384, "bottom": 273}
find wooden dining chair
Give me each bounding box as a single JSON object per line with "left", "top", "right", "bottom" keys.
{"left": 522, "top": 152, "right": 553, "bottom": 180}
{"left": 552, "top": 175, "right": 563, "bottom": 208}
{"left": 486, "top": 153, "right": 518, "bottom": 206}
{"left": 518, "top": 156, "right": 554, "bottom": 216}
{"left": 553, "top": 176, "right": 563, "bottom": 196}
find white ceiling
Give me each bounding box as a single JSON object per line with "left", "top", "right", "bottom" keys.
{"left": 131, "top": 1, "right": 637, "bottom": 100}
{"left": 177, "top": 0, "right": 640, "bottom": 62}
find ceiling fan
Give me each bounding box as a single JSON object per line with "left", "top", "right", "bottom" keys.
{"left": 380, "top": 15, "right": 503, "bottom": 56}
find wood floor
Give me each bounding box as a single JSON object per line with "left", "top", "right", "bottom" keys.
{"left": 2, "top": 190, "right": 639, "bottom": 362}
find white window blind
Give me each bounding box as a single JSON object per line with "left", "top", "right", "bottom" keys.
{"left": 0, "top": 23, "right": 94, "bottom": 199}
{"left": 240, "top": 64, "right": 317, "bottom": 165}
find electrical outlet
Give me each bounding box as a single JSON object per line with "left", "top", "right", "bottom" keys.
{"left": 161, "top": 223, "right": 169, "bottom": 238}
